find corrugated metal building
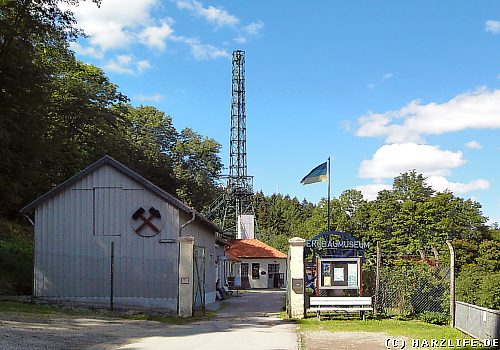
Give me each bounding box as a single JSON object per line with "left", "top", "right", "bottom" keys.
{"left": 21, "top": 156, "right": 223, "bottom": 313}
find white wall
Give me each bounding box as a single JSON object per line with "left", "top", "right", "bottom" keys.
{"left": 240, "top": 258, "right": 287, "bottom": 289}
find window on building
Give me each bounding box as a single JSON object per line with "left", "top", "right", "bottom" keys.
{"left": 241, "top": 263, "right": 249, "bottom": 277}
{"left": 268, "top": 263, "right": 279, "bottom": 275}
{"left": 252, "top": 263, "right": 260, "bottom": 279}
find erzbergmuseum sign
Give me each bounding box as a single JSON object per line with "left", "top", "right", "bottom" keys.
{"left": 305, "top": 239, "right": 370, "bottom": 250}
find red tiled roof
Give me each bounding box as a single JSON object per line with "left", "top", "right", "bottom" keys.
{"left": 225, "top": 239, "right": 287, "bottom": 259}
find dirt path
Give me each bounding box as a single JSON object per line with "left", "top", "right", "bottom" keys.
{"left": 0, "top": 290, "right": 299, "bottom": 350}
{"left": 302, "top": 331, "right": 390, "bottom": 350}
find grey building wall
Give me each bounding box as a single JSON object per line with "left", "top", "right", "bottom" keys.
{"left": 181, "top": 213, "right": 218, "bottom": 303}
{"left": 34, "top": 164, "right": 180, "bottom": 309}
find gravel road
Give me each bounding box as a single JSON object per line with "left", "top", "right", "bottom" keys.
{"left": 0, "top": 290, "right": 299, "bottom": 350}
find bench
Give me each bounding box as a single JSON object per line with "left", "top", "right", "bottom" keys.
{"left": 308, "top": 296, "right": 373, "bottom": 320}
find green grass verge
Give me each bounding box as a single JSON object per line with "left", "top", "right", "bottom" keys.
{"left": 0, "top": 301, "right": 214, "bottom": 324}
{"left": 298, "top": 317, "right": 488, "bottom": 349}
{"left": 0, "top": 301, "right": 88, "bottom": 317}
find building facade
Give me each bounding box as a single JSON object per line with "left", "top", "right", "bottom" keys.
{"left": 21, "top": 156, "right": 222, "bottom": 313}
{"left": 225, "top": 239, "right": 287, "bottom": 289}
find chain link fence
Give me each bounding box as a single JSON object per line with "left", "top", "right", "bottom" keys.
{"left": 365, "top": 249, "right": 451, "bottom": 319}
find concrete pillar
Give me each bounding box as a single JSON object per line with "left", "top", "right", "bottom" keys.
{"left": 178, "top": 236, "right": 195, "bottom": 317}
{"left": 287, "top": 237, "right": 305, "bottom": 319}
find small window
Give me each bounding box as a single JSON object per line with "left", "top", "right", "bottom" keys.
{"left": 268, "top": 263, "right": 279, "bottom": 274}
{"left": 252, "top": 263, "right": 260, "bottom": 279}
{"left": 241, "top": 263, "right": 249, "bottom": 277}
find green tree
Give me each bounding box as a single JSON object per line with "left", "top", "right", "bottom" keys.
{"left": 0, "top": 0, "right": 100, "bottom": 216}
{"left": 44, "top": 61, "right": 129, "bottom": 184}
{"left": 172, "top": 128, "right": 222, "bottom": 210}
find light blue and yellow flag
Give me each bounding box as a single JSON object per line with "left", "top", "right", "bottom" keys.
{"left": 300, "top": 162, "right": 328, "bottom": 185}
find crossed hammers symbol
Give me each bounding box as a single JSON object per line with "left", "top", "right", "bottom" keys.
{"left": 132, "top": 207, "right": 161, "bottom": 234}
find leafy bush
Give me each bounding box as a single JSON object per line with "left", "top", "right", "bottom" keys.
{"left": 418, "top": 311, "right": 449, "bottom": 325}
{"left": 376, "top": 260, "right": 449, "bottom": 317}
{"left": 476, "top": 240, "right": 500, "bottom": 272}
{"left": 457, "top": 264, "right": 500, "bottom": 310}
{"left": 0, "top": 220, "right": 33, "bottom": 295}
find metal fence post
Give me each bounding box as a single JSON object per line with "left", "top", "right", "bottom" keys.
{"left": 110, "top": 241, "right": 114, "bottom": 312}
{"left": 446, "top": 240, "right": 455, "bottom": 328}
{"left": 374, "top": 241, "right": 381, "bottom": 317}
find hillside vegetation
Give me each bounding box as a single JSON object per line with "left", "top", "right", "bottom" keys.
{"left": 0, "top": 220, "right": 33, "bottom": 295}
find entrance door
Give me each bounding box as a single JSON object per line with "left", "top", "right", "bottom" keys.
{"left": 241, "top": 263, "right": 250, "bottom": 289}
{"left": 193, "top": 246, "right": 205, "bottom": 314}
{"left": 267, "top": 263, "right": 280, "bottom": 289}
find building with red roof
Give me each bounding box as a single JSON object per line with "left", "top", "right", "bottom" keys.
{"left": 224, "top": 239, "right": 287, "bottom": 289}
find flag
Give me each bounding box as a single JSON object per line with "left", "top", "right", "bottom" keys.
{"left": 300, "top": 162, "right": 328, "bottom": 185}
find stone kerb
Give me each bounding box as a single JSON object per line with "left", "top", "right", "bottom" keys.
{"left": 288, "top": 237, "right": 305, "bottom": 319}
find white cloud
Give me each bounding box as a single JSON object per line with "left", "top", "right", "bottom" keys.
{"left": 70, "top": 42, "right": 103, "bottom": 58}
{"left": 137, "top": 60, "right": 151, "bottom": 72}
{"left": 465, "top": 140, "right": 482, "bottom": 149}
{"left": 355, "top": 184, "right": 392, "bottom": 201}
{"left": 138, "top": 21, "right": 174, "bottom": 51}
{"left": 234, "top": 36, "right": 247, "bottom": 44}
{"left": 485, "top": 20, "right": 500, "bottom": 33}
{"left": 177, "top": 37, "right": 230, "bottom": 60}
{"left": 356, "top": 177, "right": 489, "bottom": 200}
{"left": 359, "top": 143, "right": 465, "bottom": 180}
{"left": 67, "top": 0, "right": 258, "bottom": 62}
{"left": 383, "top": 72, "right": 393, "bottom": 80}
{"left": 244, "top": 20, "right": 264, "bottom": 35}
{"left": 176, "top": 0, "right": 239, "bottom": 28}
{"left": 367, "top": 83, "right": 376, "bottom": 89}
{"left": 104, "top": 55, "right": 151, "bottom": 75}
{"left": 66, "top": 0, "right": 159, "bottom": 51}
{"left": 134, "top": 93, "right": 163, "bottom": 102}
{"left": 356, "top": 88, "right": 500, "bottom": 143}
{"left": 426, "top": 176, "right": 490, "bottom": 194}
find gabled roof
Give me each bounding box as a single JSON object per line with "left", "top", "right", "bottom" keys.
{"left": 226, "top": 239, "right": 287, "bottom": 259}
{"left": 20, "top": 155, "right": 220, "bottom": 232}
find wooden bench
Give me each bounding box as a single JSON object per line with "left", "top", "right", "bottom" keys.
{"left": 308, "top": 296, "right": 373, "bottom": 320}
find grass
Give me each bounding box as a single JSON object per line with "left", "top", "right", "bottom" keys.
{"left": 0, "top": 300, "right": 215, "bottom": 324}
{"left": 0, "top": 301, "right": 87, "bottom": 317}
{"left": 298, "top": 317, "right": 488, "bottom": 349}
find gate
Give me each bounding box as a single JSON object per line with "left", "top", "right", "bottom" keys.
{"left": 193, "top": 245, "right": 206, "bottom": 315}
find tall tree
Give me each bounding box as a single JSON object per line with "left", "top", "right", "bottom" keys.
{"left": 0, "top": 0, "right": 99, "bottom": 216}
{"left": 172, "top": 128, "right": 222, "bottom": 210}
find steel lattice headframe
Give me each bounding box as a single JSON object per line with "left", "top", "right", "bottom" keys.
{"left": 206, "top": 50, "right": 256, "bottom": 237}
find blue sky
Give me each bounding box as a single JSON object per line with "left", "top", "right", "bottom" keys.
{"left": 68, "top": 0, "right": 500, "bottom": 224}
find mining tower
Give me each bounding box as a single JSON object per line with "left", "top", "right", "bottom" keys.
{"left": 207, "top": 50, "right": 256, "bottom": 239}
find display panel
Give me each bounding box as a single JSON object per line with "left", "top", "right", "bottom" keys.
{"left": 318, "top": 257, "right": 361, "bottom": 290}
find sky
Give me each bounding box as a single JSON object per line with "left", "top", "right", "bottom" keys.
{"left": 66, "top": 0, "right": 500, "bottom": 224}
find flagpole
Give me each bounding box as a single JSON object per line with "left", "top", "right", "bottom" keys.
{"left": 327, "top": 156, "right": 331, "bottom": 231}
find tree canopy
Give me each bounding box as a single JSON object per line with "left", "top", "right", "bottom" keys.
{"left": 0, "top": 0, "right": 222, "bottom": 217}
{"left": 256, "top": 171, "right": 493, "bottom": 258}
